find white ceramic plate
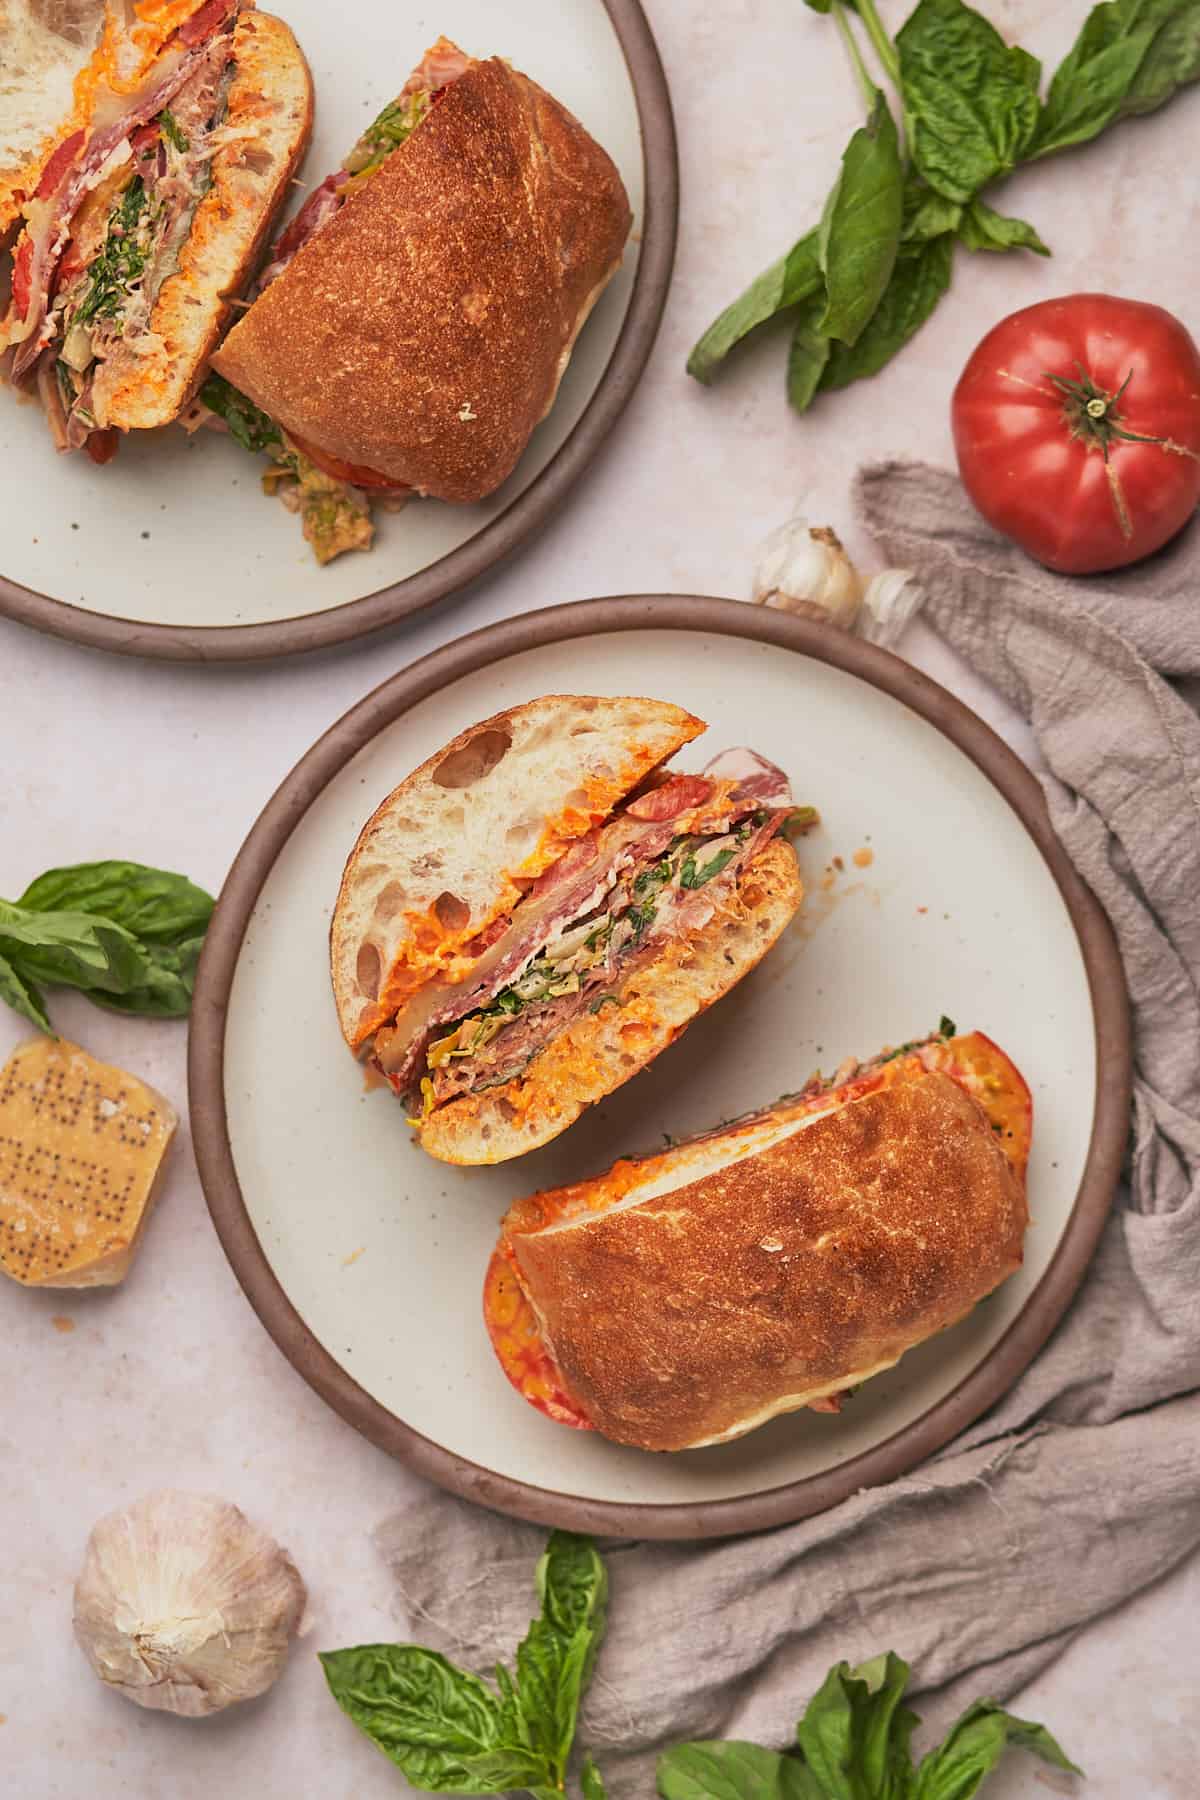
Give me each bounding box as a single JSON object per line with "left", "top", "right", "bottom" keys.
{"left": 0, "top": 1, "right": 673, "bottom": 659}
{"left": 191, "top": 599, "right": 1129, "bottom": 1538}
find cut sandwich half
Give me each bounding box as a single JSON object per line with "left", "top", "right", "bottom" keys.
{"left": 201, "top": 37, "right": 632, "bottom": 560}
{"left": 1, "top": 0, "right": 313, "bottom": 459}
{"left": 330, "top": 695, "right": 808, "bottom": 1165}
{"left": 485, "top": 1028, "right": 1033, "bottom": 1451}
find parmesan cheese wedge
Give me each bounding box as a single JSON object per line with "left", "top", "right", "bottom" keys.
{"left": 0, "top": 1037, "right": 176, "bottom": 1288}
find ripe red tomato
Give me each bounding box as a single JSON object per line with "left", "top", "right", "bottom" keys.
{"left": 287, "top": 430, "right": 409, "bottom": 493}
{"left": 951, "top": 294, "right": 1200, "bottom": 574}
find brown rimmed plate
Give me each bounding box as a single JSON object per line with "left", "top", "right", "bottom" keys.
{"left": 189, "top": 597, "right": 1131, "bottom": 1539}
{"left": 0, "top": 0, "right": 676, "bottom": 663}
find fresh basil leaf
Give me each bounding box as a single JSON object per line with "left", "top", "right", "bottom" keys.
{"left": 1028, "top": 0, "right": 1196, "bottom": 157}
{"left": 658, "top": 1740, "right": 823, "bottom": 1799}
{"left": 957, "top": 198, "right": 1050, "bottom": 255}
{"left": 817, "top": 90, "right": 903, "bottom": 346}
{"left": 0, "top": 952, "right": 53, "bottom": 1034}
{"left": 819, "top": 234, "right": 954, "bottom": 393}
{"left": 901, "top": 180, "right": 963, "bottom": 243}
{"left": 86, "top": 936, "right": 203, "bottom": 1018}
{"left": 939, "top": 1014, "right": 957, "bottom": 1037}
{"left": 913, "top": 1698, "right": 1081, "bottom": 1800}
{"left": 581, "top": 1752, "right": 610, "bottom": 1799}
{"left": 897, "top": 0, "right": 1041, "bottom": 202}
{"left": 851, "top": 1652, "right": 920, "bottom": 1796}
{"left": 1123, "top": 1, "right": 1200, "bottom": 113}
{"left": 0, "top": 901, "right": 152, "bottom": 998}
{"left": 17, "top": 862, "right": 214, "bottom": 946}
{"left": 200, "top": 373, "right": 281, "bottom": 453}
{"left": 687, "top": 233, "right": 821, "bottom": 382}
{"left": 319, "top": 1645, "right": 547, "bottom": 1793}
{"left": 680, "top": 844, "right": 740, "bottom": 889}
{"left": 794, "top": 1653, "right": 918, "bottom": 1800}
{"left": 787, "top": 301, "right": 832, "bottom": 411}
{"left": 516, "top": 1531, "right": 608, "bottom": 1781}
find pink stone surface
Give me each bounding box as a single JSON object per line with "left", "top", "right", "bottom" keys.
{"left": 2, "top": 1, "right": 1198, "bottom": 1790}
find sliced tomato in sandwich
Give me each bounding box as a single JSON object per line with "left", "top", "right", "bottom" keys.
{"left": 917, "top": 1031, "right": 1032, "bottom": 1180}
{"left": 483, "top": 1248, "right": 593, "bottom": 1431}
{"left": 35, "top": 129, "right": 85, "bottom": 202}
{"left": 288, "top": 431, "right": 410, "bottom": 493}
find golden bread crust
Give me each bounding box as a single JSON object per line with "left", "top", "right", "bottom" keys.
{"left": 507, "top": 1071, "right": 1029, "bottom": 1450}
{"left": 211, "top": 57, "right": 632, "bottom": 498}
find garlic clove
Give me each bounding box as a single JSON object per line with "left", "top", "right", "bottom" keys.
{"left": 858, "top": 569, "right": 925, "bottom": 648}
{"left": 751, "top": 511, "right": 864, "bottom": 630}
{"left": 73, "top": 1491, "right": 306, "bottom": 1717}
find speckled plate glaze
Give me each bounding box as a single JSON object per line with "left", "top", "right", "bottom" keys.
{"left": 0, "top": 1, "right": 675, "bottom": 661}
{"left": 190, "top": 598, "right": 1131, "bottom": 1538}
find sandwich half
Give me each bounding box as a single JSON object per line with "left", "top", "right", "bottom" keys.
{"left": 1, "top": 0, "right": 312, "bottom": 459}
{"left": 330, "top": 695, "right": 807, "bottom": 1165}
{"left": 208, "top": 38, "right": 632, "bottom": 524}
{"left": 485, "top": 1027, "right": 1032, "bottom": 1450}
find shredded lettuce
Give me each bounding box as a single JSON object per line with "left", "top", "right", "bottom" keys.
{"left": 345, "top": 89, "right": 430, "bottom": 178}
{"left": 71, "top": 178, "right": 153, "bottom": 327}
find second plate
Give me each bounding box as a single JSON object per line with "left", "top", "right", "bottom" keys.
{"left": 0, "top": 0, "right": 675, "bottom": 660}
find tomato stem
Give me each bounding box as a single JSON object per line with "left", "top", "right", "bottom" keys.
{"left": 1043, "top": 362, "right": 1173, "bottom": 463}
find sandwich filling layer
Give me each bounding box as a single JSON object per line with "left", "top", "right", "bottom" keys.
{"left": 373, "top": 748, "right": 800, "bottom": 1114}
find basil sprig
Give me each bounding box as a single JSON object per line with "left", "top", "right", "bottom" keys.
{"left": 0, "top": 861, "right": 215, "bottom": 1032}
{"left": 323, "top": 1535, "right": 1076, "bottom": 1799}
{"left": 690, "top": 0, "right": 1200, "bottom": 409}
{"left": 658, "top": 1650, "right": 1080, "bottom": 1800}
{"left": 321, "top": 1532, "right": 608, "bottom": 1796}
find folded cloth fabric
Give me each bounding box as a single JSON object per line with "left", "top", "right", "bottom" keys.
{"left": 375, "top": 460, "right": 1200, "bottom": 1795}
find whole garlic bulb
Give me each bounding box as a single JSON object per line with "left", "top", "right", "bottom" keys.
{"left": 752, "top": 512, "right": 864, "bottom": 629}
{"left": 73, "top": 1491, "right": 306, "bottom": 1716}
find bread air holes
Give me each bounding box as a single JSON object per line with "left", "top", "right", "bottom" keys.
{"left": 433, "top": 891, "right": 471, "bottom": 933}
{"left": 505, "top": 814, "right": 542, "bottom": 853}
{"left": 356, "top": 942, "right": 383, "bottom": 1000}
{"left": 432, "top": 725, "right": 512, "bottom": 789}
{"left": 371, "top": 881, "right": 408, "bottom": 924}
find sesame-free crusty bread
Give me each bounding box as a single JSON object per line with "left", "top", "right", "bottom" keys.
{"left": 0, "top": 1036, "right": 176, "bottom": 1288}
{"left": 0, "top": 0, "right": 108, "bottom": 238}
{"left": 418, "top": 837, "right": 803, "bottom": 1165}
{"left": 330, "top": 695, "right": 704, "bottom": 1054}
{"left": 505, "top": 1069, "right": 1029, "bottom": 1451}
{"left": 91, "top": 10, "right": 312, "bottom": 430}
{"left": 212, "top": 55, "right": 632, "bottom": 499}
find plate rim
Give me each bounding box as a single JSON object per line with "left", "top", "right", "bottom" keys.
{"left": 188, "top": 595, "right": 1132, "bottom": 1540}
{"left": 0, "top": 0, "right": 678, "bottom": 665}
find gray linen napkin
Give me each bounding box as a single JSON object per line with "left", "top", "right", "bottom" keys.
{"left": 376, "top": 461, "right": 1200, "bottom": 1794}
